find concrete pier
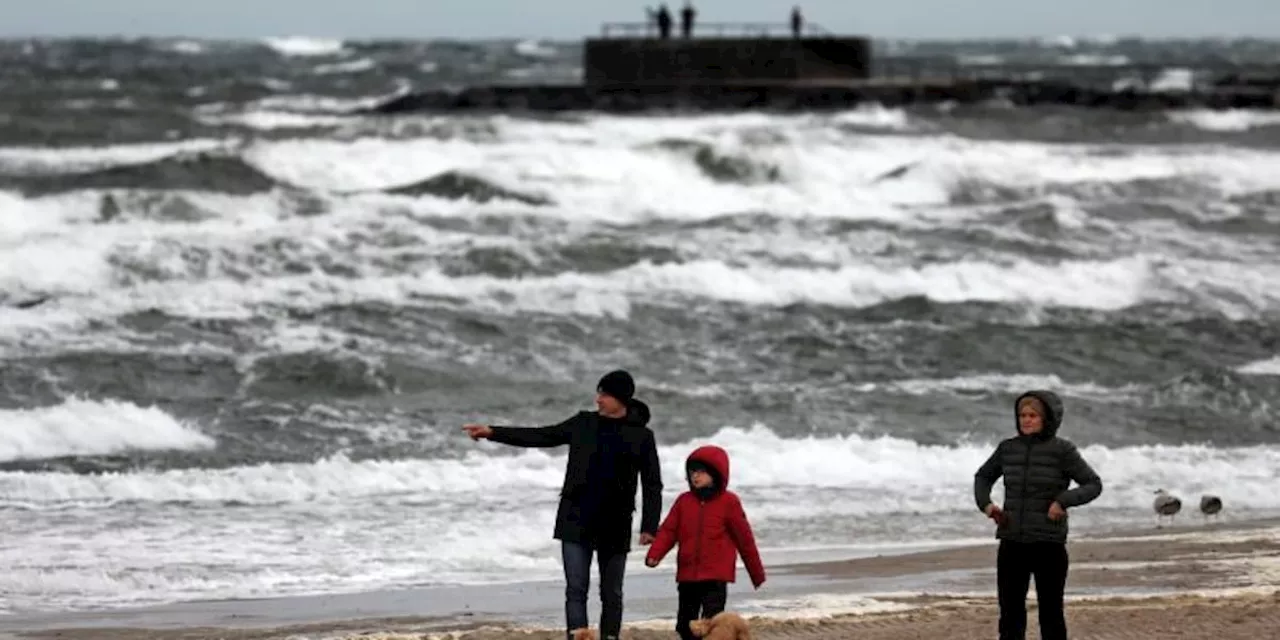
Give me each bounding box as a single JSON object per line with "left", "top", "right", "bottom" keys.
{"left": 363, "top": 22, "right": 1280, "bottom": 115}
{"left": 583, "top": 34, "right": 871, "bottom": 90}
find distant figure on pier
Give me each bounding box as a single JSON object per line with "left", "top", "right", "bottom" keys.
{"left": 656, "top": 4, "right": 673, "bottom": 39}
{"left": 790, "top": 6, "right": 803, "bottom": 38}
{"left": 680, "top": 1, "right": 696, "bottom": 38}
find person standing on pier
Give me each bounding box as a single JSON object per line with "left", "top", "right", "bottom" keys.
{"left": 657, "top": 4, "right": 673, "bottom": 39}
{"left": 680, "top": 1, "right": 696, "bottom": 38}
{"left": 790, "top": 6, "right": 803, "bottom": 38}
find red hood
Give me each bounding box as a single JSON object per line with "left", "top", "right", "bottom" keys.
{"left": 686, "top": 444, "right": 730, "bottom": 491}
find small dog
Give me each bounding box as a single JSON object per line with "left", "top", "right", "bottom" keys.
{"left": 688, "top": 612, "right": 751, "bottom": 640}
{"left": 571, "top": 627, "right": 598, "bottom": 640}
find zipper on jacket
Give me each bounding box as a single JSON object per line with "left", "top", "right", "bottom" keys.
{"left": 1018, "top": 440, "right": 1033, "bottom": 538}
{"left": 692, "top": 500, "right": 706, "bottom": 580}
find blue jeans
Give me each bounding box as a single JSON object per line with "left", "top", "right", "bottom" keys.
{"left": 562, "top": 540, "right": 627, "bottom": 640}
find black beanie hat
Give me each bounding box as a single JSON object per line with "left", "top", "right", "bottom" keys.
{"left": 597, "top": 369, "right": 635, "bottom": 402}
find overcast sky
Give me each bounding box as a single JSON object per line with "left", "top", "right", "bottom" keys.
{"left": 2, "top": 0, "right": 1276, "bottom": 40}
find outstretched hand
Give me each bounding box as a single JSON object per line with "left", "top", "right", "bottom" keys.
{"left": 644, "top": 557, "right": 659, "bottom": 567}
{"left": 462, "top": 424, "right": 493, "bottom": 441}
{"left": 638, "top": 533, "right": 655, "bottom": 545}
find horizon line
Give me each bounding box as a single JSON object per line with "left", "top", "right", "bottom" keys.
{"left": 1, "top": 32, "right": 1279, "bottom": 43}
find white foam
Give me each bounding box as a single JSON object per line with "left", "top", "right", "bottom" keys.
{"left": 733, "top": 592, "right": 916, "bottom": 619}
{"left": 865, "top": 373, "right": 1139, "bottom": 401}
{"left": 195, "top": 110, "right": 349, "bottom": 130}
{"left": 1170, "top": 109, "right": 1280, "bottom": 132}
{"left": 0, "top": 138, "right": 227, "bottom": 174}
{"left": 5, "top": 117, "right": 1280, "bottom": 342}
{"left": 313, "top": 58, "right": 377, "bottom": 75}
{"left": 5, "top": 235, "right": 1280, "bottom": 342}
{"left": 513, "top": 39, "right": 558, "bottom": 59}
{"left": 0, "top": 190, "right": 293, "bottom": 308}
{"left": 165, "top": 40, "right": 206, "bottom": 55}
{"left": 1, "top": 155, "right": 1278, "bottom": 347}
{"left": 236, "top": 117, "right": 1280, "bottom": 214}
{"left": 617, "top": 593, "right": 915, "bottom": 631}
{"left": 192, "top": 85, "right": 414, "bottom": 129}
{"left": 3, "top": 424, "right": 1278, "bottom": 613}
{"left": 1149, "top": 68, "right": 1194, "bottom": 92}
{"left": 10, "top": 112, "right": 1280, "bottom": 218}
{"left": 4, "top": 424, "right": 1277, "bottom": 516}
{"left": 828, "top": 105, "right": 916, "bottom": 131}
{"left": 234, "top": 113, "right": 947, "bottom": 218}
{"left": 0, "top": 397, "right": 214, "bottom": 462}
{"left": 0, "top": 190, "right": 97, "bottom": 239}
{"left": 1060, "top": 53, "right": 1131, "bottom": 66}
{"left": 32, "top": 254, "right": 1280, "bottom": 322}
{"left": 262, "top": 36, "right": 347, "bottom": 58}
{"left": 1238, "top": 356, "right": 1280, "bottom": 376}
{"left": 657, "top": 373, "right": 1131, "bottom": 404}
{"left": 0, "top": 501, "right": 561, "bottom": 613}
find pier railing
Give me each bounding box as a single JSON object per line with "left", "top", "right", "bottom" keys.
{"left": 598, "top": 21, "right": 831, "bottom": 38}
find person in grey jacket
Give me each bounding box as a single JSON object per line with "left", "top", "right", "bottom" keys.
{"left": 974, "top": 389, "right": 1103, "bottom": 640}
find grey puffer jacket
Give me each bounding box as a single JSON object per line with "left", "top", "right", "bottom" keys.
{"left": 974, "top": 390, "right": 1103, "bottom": 544}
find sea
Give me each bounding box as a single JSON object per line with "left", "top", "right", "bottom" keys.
{"left": 2, "top": 34, "right": 1280, "bottom": 617}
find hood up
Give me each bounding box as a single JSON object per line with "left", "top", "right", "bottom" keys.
{"left": 1015, "top": 389, "right": 1064, "bottom": 439}
{"left": 685, "top": 444, "right": 730, "bottom": 494}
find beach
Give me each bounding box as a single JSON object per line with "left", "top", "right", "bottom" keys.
{"left": 3, "top": 34, "right": 1280, "bottom": 640}
{"left": 4, "top": 518, "right": 1277, "bottom": 640}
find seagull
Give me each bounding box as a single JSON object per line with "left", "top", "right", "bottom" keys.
{"left": 1199, "top": 495, "right": 1223, "bottom": 522}
{"left": 1153, "top": 489, "right": 1182, "bottom": 528}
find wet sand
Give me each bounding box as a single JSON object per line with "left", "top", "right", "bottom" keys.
{"left": 787, "top": 517, "right": 1280, "bottom": 593}
{"left": 5, "top": 519, "right": 1279, "bottom": 640}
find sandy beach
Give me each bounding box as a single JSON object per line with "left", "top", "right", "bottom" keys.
{"left": 4, "top": 518, "right": 1278, "bottom": 640}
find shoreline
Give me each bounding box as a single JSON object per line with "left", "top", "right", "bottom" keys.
{"left": 4, "top": 517, "right": 1279, "bottom": 640}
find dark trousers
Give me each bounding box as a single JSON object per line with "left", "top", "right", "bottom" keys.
{"left": 675, "top": 580, "right": 727, "bottom": 640}
{"left": 562, "top": 540, "right": 627, "bottom": 640}
{"left": 997, "top": 540, "right": 1069, "bottom": 640}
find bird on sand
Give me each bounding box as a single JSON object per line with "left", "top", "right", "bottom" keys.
{"left": 1153, "top": 489, "right": 1182, "bottom": 527}
{"left": 1199, "top": 495, "right": 1223, "bottom": 521}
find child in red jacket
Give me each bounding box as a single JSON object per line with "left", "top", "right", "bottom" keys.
{"left": 644, "top": 445, "right": 766, "bottom": 640}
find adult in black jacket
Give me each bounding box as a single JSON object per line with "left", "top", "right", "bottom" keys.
{"left": 463, "top": 370, "right": 663, "bottom": 640}
{"left": 974, "top": 389, "right": 1103, "bottom": 640}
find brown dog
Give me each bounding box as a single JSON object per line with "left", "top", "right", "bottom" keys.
{"left": 571, "top": 628, "right": 598, "bottom": 640}
{"left": 689, "top": 612, "right": 751, "bottom": 640}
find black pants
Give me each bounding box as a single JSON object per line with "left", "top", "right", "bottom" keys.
{"left": 676, "top": 580, "right": 727, "bottom": 640}
{"left": 997, "top": 540, "right": 1069, "bottom": 640}
{"left": 562, "top": 540, "right": 627, "bottom": 640}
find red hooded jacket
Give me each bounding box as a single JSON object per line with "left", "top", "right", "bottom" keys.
{"left": 645, "top": 445, "right": 766, "bottom": 588}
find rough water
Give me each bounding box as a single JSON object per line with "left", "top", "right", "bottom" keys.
{"left": 2, "top": 36, "right": 1280, "bottom": 616}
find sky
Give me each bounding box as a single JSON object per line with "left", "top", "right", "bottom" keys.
{"left": 2, "top": 0, "right": 1277, "bottom": 40}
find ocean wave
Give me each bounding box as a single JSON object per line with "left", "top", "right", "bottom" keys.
{"left": 3, "top": 114, "right": 1280, "bottom": 223}
{"left": 3, "top": 421, "right": 1277, "bottom": 614}
{"left": 3, "top": 423, "right": 1275, "bottom": 516}
{"left": 0, "top": 397, "right": 213, "bottom": 463}
{"left": 1239, "top": 356, "right": 1280, "bottom": 376}
{"left": 4, "top": 250, "right": 1279, "bottom": 342}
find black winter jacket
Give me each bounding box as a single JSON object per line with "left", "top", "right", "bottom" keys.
{"left": 488, "top": 400, "right": 663, "bottom": 553}
{"left": 974, "top": 390, "right": 1103, "bottom": 544}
